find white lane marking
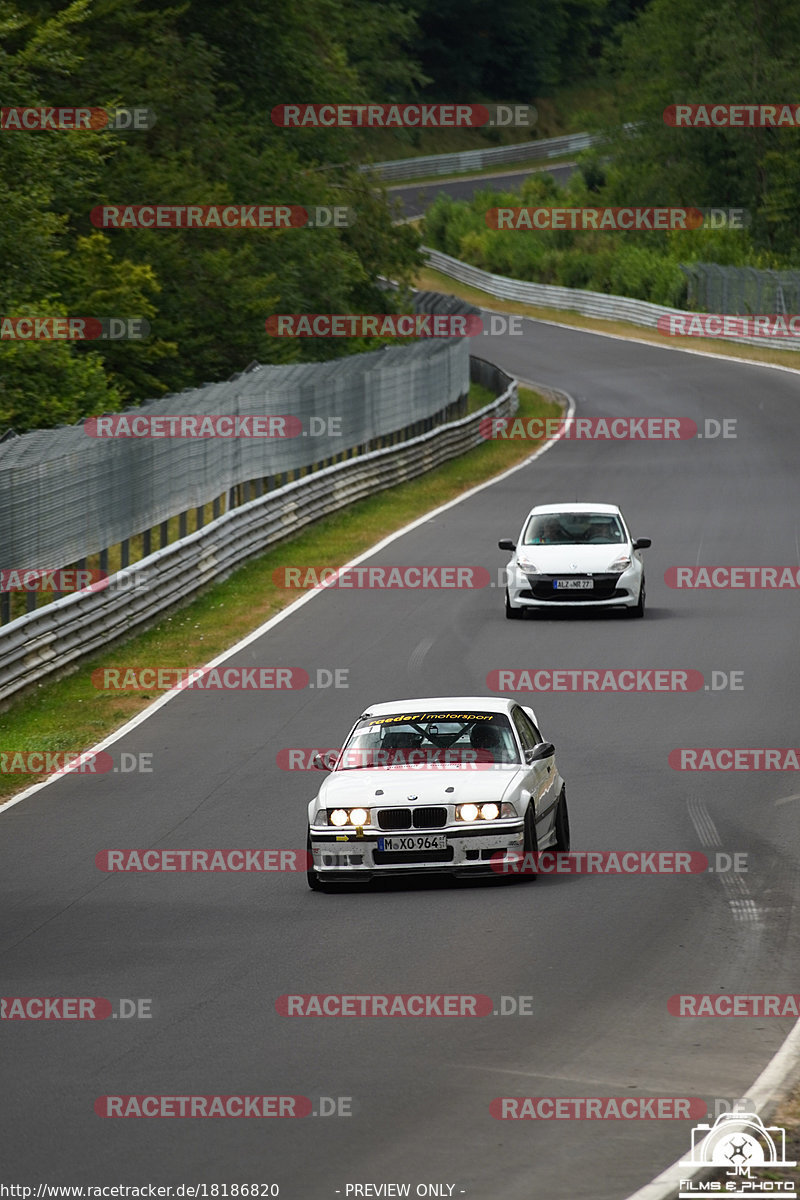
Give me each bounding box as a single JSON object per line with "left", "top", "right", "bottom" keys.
{"left": 623, "top": 1017, "right": 800, "bottom": 1200}
{"left": 0, "top": 386, "right": 575, "bottom": 816}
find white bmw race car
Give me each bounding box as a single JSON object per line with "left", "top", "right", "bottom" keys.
{"left": 500, "top": 502, "right": 651, "bottom": 618}
{"left": 306, "top": 696, "right": 568, "bottom": 889}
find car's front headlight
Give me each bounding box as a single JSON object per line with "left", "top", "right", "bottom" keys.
{"left": 516, "top": 555, "right": 540, "bottom": 574}
{"left": 608, "top": 554, "right": 632, "bottom": 572}
{"left": 329, "top": 807, "right": 371, "bottom": 827}
{"left": 456, "top": 802, "right": 517, "bottom": 821}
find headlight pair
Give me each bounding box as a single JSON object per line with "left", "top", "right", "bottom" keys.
{"left": 455, "top": 802, "right": 517, "bottom": 821}
{"left": 325, "top": 807, "right": 369, "bottom": 827}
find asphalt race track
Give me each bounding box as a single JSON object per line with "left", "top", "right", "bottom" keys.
{"left": 2, "top": 318, "right": 800, "bottom": 1199}
{"left": 388, "top": 162, "right": 577, "bottom": 220}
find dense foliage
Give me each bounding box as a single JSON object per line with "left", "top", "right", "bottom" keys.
{"left": 2, "top": 0, "right": 796, "bottom": 431}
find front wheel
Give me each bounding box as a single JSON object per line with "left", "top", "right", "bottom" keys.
{"left": 553, "top": 787, "right": 570, "bottom": 852}
{"left": 520, "top": 803, "right": 538, "bottom": 880}
{"left": 505, "top": 589, "right": 524, "bottom": 620}
{"left": 627, "top": 579, "right": 645, "bottom": 618}
{"left": 306, "top": 832, "right": 324, "bottom": 891}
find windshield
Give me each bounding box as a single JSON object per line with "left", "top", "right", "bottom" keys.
{"left": 336, "top": 709, "right": 521, "bottom": 769}
{"left": 523, "top": 512, "right": 626, "bottom": 546}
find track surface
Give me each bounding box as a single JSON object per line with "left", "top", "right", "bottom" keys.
{"left": 388, "top": 163, "right": 576, "bottom": 219}
{"left": 2, "top": 320, "right": 800, "bottom": 1199}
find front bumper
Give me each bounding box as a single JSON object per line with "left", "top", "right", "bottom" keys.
{"left": 309, "top": 822, "right": 524, "bottom": 879}
{"left": 507, "top": 565, "right": 641, "bottom": 609}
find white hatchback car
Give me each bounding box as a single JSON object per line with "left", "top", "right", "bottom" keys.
{"left": 306, "top": 696, "right": 568, "bottom": 889}
{"left": 500, "top": 502, "right": 651, "bottom": 618}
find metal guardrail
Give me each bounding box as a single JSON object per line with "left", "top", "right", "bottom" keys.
{"left": 0, "top": 361, "right": 518, "bottom": 706}
{"left": 423, "top": 247, "right": 800, "bottom": 352}
{"left": 361, "top": 131, "right": 594, "bottom": 183}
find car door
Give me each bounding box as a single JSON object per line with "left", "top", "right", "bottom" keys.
{"left": 511, "top": 706, "right": 559, "bottom": 842}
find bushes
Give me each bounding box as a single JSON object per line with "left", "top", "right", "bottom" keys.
{"left": 423, "top": 190, "right": 737, "bottom": 308}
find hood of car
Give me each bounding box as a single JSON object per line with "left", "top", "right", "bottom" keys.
{"left": 316, "top": 767, "right": 520, "bottom": 807}
{"left": 516, "top": 544, "right": 630, "bottom": 573}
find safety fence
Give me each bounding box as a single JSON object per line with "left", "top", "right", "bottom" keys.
{"left": 0, "top": 357, "right": 518, "bottom": 704}
{"left": 423, "top": 247, "right": 800, "bottom": 352}
{"left": 361, "top": 131, "right": 595, "bottom": 183}
{"left": 682, "top": 263, "right": 800, "bottom": 315}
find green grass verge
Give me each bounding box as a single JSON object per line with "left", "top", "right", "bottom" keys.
{"left": 0, "top": 383, "right": 562, "bottom": 802}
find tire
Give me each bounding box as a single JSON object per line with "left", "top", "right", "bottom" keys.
{"left": 520, "top": 802, "right": 538, "bottom": 880}
{"left": 627, "top": 578, "right": 645, "bottom": 618}
{"left": 306, "top": 832, "right": 324, "bottom": 891}
{"left": 553, "top": 787, "right": 570, "bottom": 852}
{"left": 505, "top": 589, "right": 523, "bottom": 620}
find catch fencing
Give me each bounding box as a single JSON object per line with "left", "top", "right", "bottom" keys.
{"left": 0, "top": 357, "right": 518, "bottom": 704}
{"left": 361, "top": 131, "right": 595, "bottom": 183}
{"left": 0, "top": 334, "right": 470, "bottom": 592}
{"left": 682, "top": 263, "right": 800, "bottom": 315}
{"left": 423, "top": 247, "right": 800, "bottom": 352}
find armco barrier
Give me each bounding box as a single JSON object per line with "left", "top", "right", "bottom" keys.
{"left": 0, "top": 361, "right": 519, "bottom": 705}
{"left": 361, "top": 131, "right": 595, "bottom": 183}
{"left": 422, "top": 247, "right": 800, "bottom": 352}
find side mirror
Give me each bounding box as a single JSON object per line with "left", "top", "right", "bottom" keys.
{"left": 312, "top": 751, "right": 337, "bottom": 771}
{"left": 525, "top": 742, "right": 555, "bottom": 763}
{"left": 633, "top": 538, "right": 651, "bottom": 550}
{"left": 498, "top": 538, "right": 516, "bottom": 551}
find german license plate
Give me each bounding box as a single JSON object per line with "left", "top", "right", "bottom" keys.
{"left": 554, "top": 578, "right": 593, "bottom": 589}
{"left": 378, "top": 835, "right": 447, "bottom": 851}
